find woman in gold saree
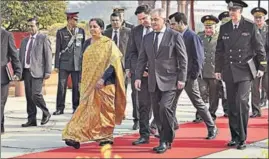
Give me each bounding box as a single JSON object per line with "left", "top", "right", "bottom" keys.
{"left": 62, "top": 18, "right": 126, "bottom": 149}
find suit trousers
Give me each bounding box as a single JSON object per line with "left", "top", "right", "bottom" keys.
{"left": 1, "top": 84, "right": 9, "bottom": 126}
{"left": 178, "top": 78, "right": 215, "bottom": 130}
{"left": 251, "top": 73, "right": 268, "bottom": 114}
{"left": 23, "top": 69, "right": 49, "bottom": 121}
{"left": 226, "top": 80, "right": 252, "bottom": 142}
{"left": 56, "top": 70, "right": 80, "bottom": 111}
{"left": 130, "top": 75, "right": 139, "bottom": 122}
{"left": 151, "top": 86, "right": 177, "bottom": 143}
{"left": 197, "top": 78, "right": 219, "bottom": 119}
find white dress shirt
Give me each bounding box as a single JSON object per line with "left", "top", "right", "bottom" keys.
{"left": 112, "top": 29, "right": 120, "bottom": 46}
{"left": 24, "top": 33, "right": 37, "bottom": 68}
{"left": 153, "top": 26, "right": 166, "bottom": 50}
{"left": 142, "top": 26, "right": 153, "bottom": 37}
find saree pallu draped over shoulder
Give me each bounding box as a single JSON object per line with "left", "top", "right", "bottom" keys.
{"left": 62, "top": 36, "right": 126, "bottom": 142}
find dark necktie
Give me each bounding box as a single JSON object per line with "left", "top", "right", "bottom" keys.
{"left": 113, "top": 30, "right": 118, "bottom": 46}
{"left": 154, "top": 32, "right": 160, "bottom": 54}
{"left": 234, "top": 24, "right": 237, "bottom": 30}
{"left": 26, "top": 37, "right": 34, "bottom": 65}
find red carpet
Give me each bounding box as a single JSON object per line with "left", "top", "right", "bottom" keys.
{"left": 15, "top": 109, "right": 268, "bottom": 158}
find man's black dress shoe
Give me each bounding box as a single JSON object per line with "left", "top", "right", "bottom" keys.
{"left": 206, "top": 127, "right": 218, "bottom": 140}
{"left": 21, "top": 121, "right": 37, "bottom": 127}
{"left": 41, "top": 114, "right": 51, "bottom": 125}
{"left": 132, "top": 121, "right": 139, "bottom": 130}
{"left": 224, "top": 113, "right": 228, "bottom": 117}
{"left": 132, "top": 137, "right": 149, "bottom": 145}
{"left": 192, "top": 118, "right": 203, "bottom": 123}
{"left": 53, "top": 110, "right": 64, "bottom": 115}
{"left": 65, "top": 139, "right": 80, "bottom": 149}
{"left": 227, "top": 140, "right": 238, "bottom": 147}
{"left": 153, "top": 142, "right": 170, "bottom": 153}
{"left": 250, "top": 113, "right": 261, "bottom": 118}
{"left": 99, "top": 140, "right": 113, "bottom": 146}
{"left": 237, "top": 141, "right": 246, "bottom": 150}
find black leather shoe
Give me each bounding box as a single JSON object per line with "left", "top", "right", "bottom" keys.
{"left": 153, "top": 142, "right": 169, "bottom": 154}
{"left": 1, "top": 125, "right": 4, "bottom": 134}
{"left": 224, "top": 113, "right": 228, "bottom": 117}
{"left": 206, "top": 127, "right": 218, "bottom": 140}
{"left": 132, "top": 137, "right": 149, "bottom": 145}
{"left": 21, "top": 121, "right": 37, "bottom": 127}
{"left": 153, "top": 142, "right": 171, "bottom": 151}
{"left": 227, "top": 140, "right": 238, "bottom": 147}
{"left": 99, "top": 141, "right": 113, "bottom": 146}
{"left": 154, "top": 134, "right": 160, "bottom": 138}
{"left": 53, "top": 110, "right": 64, "bottom": 115}
{"left": 65, "top": 139, "right": 80, "bottom": 149}
{"left": 132, "top": 121, "right": 139, "bottom": 130}
{"left": 192, "top": 118, "right": 203, "bottom": 123}
{"left": 250, "top": 113, "right": 261, "bottom": 118}
{"left": 41, "top": 113, "right": 51, "bottom": 125}
{"left": 237, "top": 141, "right": 246, "bottom": 150}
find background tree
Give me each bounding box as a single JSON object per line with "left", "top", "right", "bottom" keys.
{"left": 1, "top": 0, "right": 67, "bottom": 31}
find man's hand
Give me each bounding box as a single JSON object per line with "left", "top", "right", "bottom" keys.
{"left": 177, "top": 81, "right": 185, "bottom": 90}
{"left": 54, "top": 68, "right": 59, "bottom": 73}
{"left": 134, "top": 79, "right": 141, "bottom": 91}
{"left": 143, "top": 71, "right": 148, "bottom": 77}
{"left": 96, "top": 79, "right": 104, "bottom": 89}
{"left": 215, "top": 73, "right": 222, "bottom": 80}
{"left": 256, "top": 70, "right": 264, "bottom": 78}
{"left": 13, "top": 75, "right": 20, "bottom": 81}
{"left": 44, "top": 74, "right": 50, "bottom": 80}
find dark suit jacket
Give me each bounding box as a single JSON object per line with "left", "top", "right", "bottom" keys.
{"left": 1, "top": 28, "right": 22, "bottom": 84}
{"left": 215, "top": 17, "right": 266, "bottom": 83}
{"left": 19, "top": 33, "right": 52, "bottom": 79}
{"left": 125, "top": 25, "right": 145, "bottom": 73}
{"left": 103, "top": 27, "right": 131, "bottom": 68}
{"left": 183, "top": 28, "right": 205, "bottom": 79}
{"left": 135, "top": 28, "right": 188, "bottom": 92}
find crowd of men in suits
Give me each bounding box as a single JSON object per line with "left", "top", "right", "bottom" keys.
{"left": 1, "top": 0, "right": 268, "bottom": 154}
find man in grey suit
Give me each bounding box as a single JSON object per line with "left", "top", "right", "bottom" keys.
{"left": 125, "top": 5, "right": 153, "bottom": 132}
{"left": 104, "top": 12, "right": 131, "bottom": 89}
{"left": 1, "top": 28, "right": 22, "bottom": 134}
{"left": 168, "top": 12, "right": 218, "bottom": 139}
{"left": 135, "top": 8, "right": 188, "bottom": 154}
{"left": 19, "top": 17, "right": 52, "bottom": 127}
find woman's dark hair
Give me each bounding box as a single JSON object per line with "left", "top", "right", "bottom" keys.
{"left": 168, "top": 12, "right": 188, "bottom": 25}
{"left": 89, "top": 18, "right": 105, "bottom": 30}
{"left": 135, "top": 5, "right": 151, "bottom": 15}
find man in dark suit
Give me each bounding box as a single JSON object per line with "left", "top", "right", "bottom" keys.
{"left": 1, "top": 28, "right": 22, "bottom": 134}
{"left": 215, "top": 0, "right": 266, "bottom": 149}
{"left": 250, "top": 7, "right": 268, "bottom": 117}
{"left": 168, "top": 12, "right": 218, "bottom": 139}
{"left": 104, "top": 12, "right": 131, "bottom": 89}
{"left": 53, "top": 12, "right": 85, "bottom": 115}
{"left": 135, "top": 8, "right": 188, "bottom": 154}
{"left": 125, "top": 5, "right": 153, "bottom": 133}
{"left": 19, "top": 17, "right": 52, "bottom": 127}
{"left": 106, "top": 7, "right": 134, "bottom": 30}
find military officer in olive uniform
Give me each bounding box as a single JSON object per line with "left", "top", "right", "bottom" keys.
{"left": 250, "top": 7, "right": 268, "bottom": 118}
{"left": 106, "top": 7, "right": 135, "bottom": 29}
{"left": 196, "top": 15, "right": 221, "bottom": 122}
{"left": 53, "top": 12, "right": 85, "bottom": 115}
{"left": 215, "top": 0, "right": 266, "bottom": 149}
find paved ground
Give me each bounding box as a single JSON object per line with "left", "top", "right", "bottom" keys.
{"left": 1, "top": 86, "right": 268, "bottom": 158}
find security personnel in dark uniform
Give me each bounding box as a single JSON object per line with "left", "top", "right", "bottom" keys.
{"left": 250, "top": 7, "right": 268, "bottom": 118}
{"left": 106, "top": 7, "right": 135, "bottom": 29}
{"left": 53, "top": 12, "right": 85, "bottom": 115}
{"left": 196, "top": 15, "right": 221, "bottom": 122}
{"left": 215, "top": 0, "right": 266, "bottom": 150}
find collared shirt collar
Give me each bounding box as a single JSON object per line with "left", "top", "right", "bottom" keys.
{"left": 30, "top": 33, "right": 37, "bottom": 39}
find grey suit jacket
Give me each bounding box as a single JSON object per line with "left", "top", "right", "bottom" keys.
{"left": 19, "top": 33, "right": 52, "bottom": 79}
{"left": 103, "top": 27, "right": 131, "bottom": 68}
{"left": 1, "top": 28, "right": 22, "bottom": 84}
{"left": 135, "top": 28, "right": 188, "bottom": 92}
{"left": 125, "top": 25, "right": 145, "bottom": 73}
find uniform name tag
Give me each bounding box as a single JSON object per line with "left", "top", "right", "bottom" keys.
{"left": 76, "top": 34, "right": 83, "bottom": 39}
{"left": 222, "top": 36, "right": 229, "bottom": 40}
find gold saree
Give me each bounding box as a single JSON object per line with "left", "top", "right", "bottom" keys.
{"left": 62, "top": 36, "right": 126, "bottom": 142}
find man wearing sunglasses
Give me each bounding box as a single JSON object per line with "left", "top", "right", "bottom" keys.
{"left": 215, "top": 0, "right": 266, "bottom": 150}
{"left": 250, "top": 7, "right": 268, "bottom": 118}
{"left": 54, "top": 12, "right": 85, "bottom": 115}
